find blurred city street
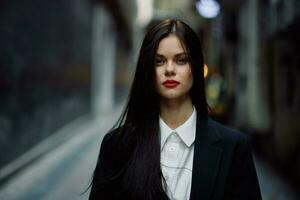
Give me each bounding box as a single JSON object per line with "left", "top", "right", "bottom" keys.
{"left": 1, "top": 0, "right": 299, "bottom": 199}
{"left": 0, "top": 105, "right": 297, "bottom": 200}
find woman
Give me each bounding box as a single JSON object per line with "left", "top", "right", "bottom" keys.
{"left": 89, "top": 19, "right": 262, "bottom": 200}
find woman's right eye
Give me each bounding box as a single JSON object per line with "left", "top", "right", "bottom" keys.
{"left": 155, "top": 58, "right": 164, "bottom": 66}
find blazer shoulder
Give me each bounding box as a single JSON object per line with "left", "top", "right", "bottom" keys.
{"left": 101, "top": 127, "right": 121, "bottom": 146}
{"left": 99, "top": 126, "right": 134, "bottom": 166}
{"left": 211, "top": 120, "right": 263, "bottom": 199}
{"left": 208, "top": 119, "right": 248, "bottom": 144}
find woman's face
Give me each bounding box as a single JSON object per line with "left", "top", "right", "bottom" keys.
{"left": 155, "top": 34, "right": 193, "bottom": 101}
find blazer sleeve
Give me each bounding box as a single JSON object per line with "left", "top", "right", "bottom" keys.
{"left": 223, "top": 135, "right": 262, "bottom": 200}
{"left": 88, "top": 133, "right": 113, "bottom": 200}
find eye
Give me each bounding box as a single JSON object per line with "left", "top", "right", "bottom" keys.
{"left": 176, "top": 56, "right": 189, "bottom": 65}
{"left": 155, "top": 57, "right": 165, "bottom": 66}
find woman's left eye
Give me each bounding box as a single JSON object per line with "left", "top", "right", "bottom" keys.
{"left": 176, "top": 57, "right": 188, "bottom": 65}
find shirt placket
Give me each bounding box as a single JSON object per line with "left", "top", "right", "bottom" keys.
{"left": 164, "top": 132, "right": 181, "bottom": 192}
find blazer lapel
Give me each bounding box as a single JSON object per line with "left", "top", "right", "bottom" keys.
{"left": 190, "top": 118, "right": 223, "bottom": 200}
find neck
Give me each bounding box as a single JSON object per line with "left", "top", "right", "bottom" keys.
{"left": 159, "top": 96, "right": 194, "bottom": 130}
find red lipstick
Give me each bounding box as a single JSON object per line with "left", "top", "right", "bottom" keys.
{"left": 162, "top": 80, "right": 180, "bottom": 88}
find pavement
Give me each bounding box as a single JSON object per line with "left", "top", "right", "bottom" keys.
{"left": 0, "top": 105, "right": 298, "bottom": 200}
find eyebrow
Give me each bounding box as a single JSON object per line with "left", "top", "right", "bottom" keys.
{"left": 156, "top": 52, "right": 188, "bottom": 57}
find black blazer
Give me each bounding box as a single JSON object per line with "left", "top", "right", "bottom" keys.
{"left": 89, "top": 118, "right": 262, "bottom": 200}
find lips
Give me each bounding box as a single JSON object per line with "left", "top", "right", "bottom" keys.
{"left": 162, "top": 80, "right": 180, "bottom": 88}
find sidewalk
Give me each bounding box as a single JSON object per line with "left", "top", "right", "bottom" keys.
{"left": 255, "top": 157, "right": 297, "bottom": 200}
{"left": 0, "top": 105, "right": 123, "bottom": 200}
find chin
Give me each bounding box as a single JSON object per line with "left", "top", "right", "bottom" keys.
{"left": 160, "top": 92, "right": 189, "bottom": 100}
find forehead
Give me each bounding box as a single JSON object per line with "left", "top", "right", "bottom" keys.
{"left": 156, "top": 34, "right": 187, "bottom": 55}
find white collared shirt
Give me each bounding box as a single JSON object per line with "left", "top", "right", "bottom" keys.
{"left": 159, "top": 108, "right": 197, "bottom": 200}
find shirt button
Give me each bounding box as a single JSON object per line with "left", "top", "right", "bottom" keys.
{"left": 169, "top": 146, "right": 175, "bottom": 152}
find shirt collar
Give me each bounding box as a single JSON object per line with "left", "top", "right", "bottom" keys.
{"left": 159, "top": 107, "right": 197, "bottom": 149}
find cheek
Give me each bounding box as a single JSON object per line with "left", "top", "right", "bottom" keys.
{"left": 155, "top": 69, "right": 163, "bottom": 82}
{"left": 186, "top": 68, "right": 193, "bottom": 84}
{"left": 154, "top": 69, "right": 162, "bottom": 88}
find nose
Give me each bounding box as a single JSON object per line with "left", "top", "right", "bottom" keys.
{"left": 165, "top": 61, "right": 176, "bottom": 76}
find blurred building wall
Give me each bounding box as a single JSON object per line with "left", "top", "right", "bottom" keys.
{"left": 0, "top": 0, "right": 92, "bottom": 169}
{"left": 220, "top": 0, "right": 300, "bottom": 191}
{"left": 91, "top": 4, "right": 117, "bottom": 115}
{"left": 239, "top": 0, "right": 300, "bottom": 158}
{"left": 236, "top": 0, "right": 271, "bottom": 131}
{"left": 91, "top": 0, "right": 137, "bottom": 115}
{"left": 0, "top": 0, "right": 136, "bottom": 176}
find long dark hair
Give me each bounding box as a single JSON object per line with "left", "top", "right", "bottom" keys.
{"left": 92, "top": 19, "right": 207, "bottom": 200}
